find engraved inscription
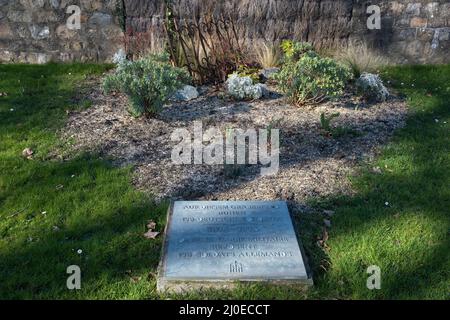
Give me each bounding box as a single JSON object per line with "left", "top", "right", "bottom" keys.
{"left": 162, "top": 201, "right": 309, "bottom": 281}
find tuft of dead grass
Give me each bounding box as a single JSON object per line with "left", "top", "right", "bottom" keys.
{"left": 333, "top": 42, "right": 389, "bottom": 77}
{"left": 252, "top": 40, "right": 282, "bottom": 69}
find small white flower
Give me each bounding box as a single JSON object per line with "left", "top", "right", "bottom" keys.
{"left": 435, "top": 119, "right": 439, "bottom": 123}
{"left": 10, "top": 108, "right": 14, "bottom": 112}
{"left": 77, "top": 249, "right": 83, "bottom": 255}
{"left": 385, "top": 202, "right": 389, "bottom": 206}
{"left": 41, "top": 211, "right": 47, "bottom": 215}
{"left": 71, "top": 174, "right": 75, "bottom": 178}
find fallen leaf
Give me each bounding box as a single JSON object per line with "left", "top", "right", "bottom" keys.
{"left": 317, "top": 228, "right": 329, "bottom": 250}
{"left": 130, "top": 276, "right": 142, "bottom": 283}
{"left": 144, "top": 230, "right": 160, "bottom": 239}
{"left": 322, "top": 228, "right": 329, "bottom": 242}
{"left": 147, "top": 220, "right": 157, "bottom": 230}
{"left": 22, "top": 148, "right": 34, "bottom": 159}
{"left": 372, "top": 166, "right": 382, "bottom": 174}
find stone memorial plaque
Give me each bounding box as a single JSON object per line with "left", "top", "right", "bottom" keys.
{"left": 157, "top": 201, "right": 313, "bottom": 292}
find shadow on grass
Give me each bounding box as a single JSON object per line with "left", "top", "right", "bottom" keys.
{"left": 303, "top": 65, "right": 450, "bottom": 299}
{"left": 0, "top": 153, "right": 169, "bottom": 299}
{"left": 0, "top": 64, "right": 448, "bottom": 299}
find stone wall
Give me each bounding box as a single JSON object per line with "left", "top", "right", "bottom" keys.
{"left": 364, "top": 0, "right": 450, "bottom": 63}
{"left": 1, "top": 0, "right": 449, "bottom": 64}
{"left": 0, "top": 0, "right": 124, "bottom": 63}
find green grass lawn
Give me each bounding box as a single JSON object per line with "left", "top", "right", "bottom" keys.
{"left": 0, "top": 64, "right": 448, "bottom": 299}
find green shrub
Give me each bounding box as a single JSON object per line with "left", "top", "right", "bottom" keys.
{"left": 103, "top": 53, "right": 190, "bottom": 117}
{"left": 274, "top": 42, "right": 352, "bottom": 106}
{"left": 236, "top": 65, "right": 261, "bottom": 83}
{"left": 280, "top": 40, "right": 314, "bottom": 62}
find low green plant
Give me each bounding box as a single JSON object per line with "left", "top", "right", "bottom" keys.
{"left": 320, "top": 112, "right": 360, "bottom": 138}
{"left": 274, "top": 48, "right": 352, "bottom": 106}
{"left": 103, "top": 53, "right": 190, "bottom": 117}
{"left": 223, "top": 127, "right": 245, "bottom": 178}
{"left": 320, "top": 112, "right": 341, "bottom": 135}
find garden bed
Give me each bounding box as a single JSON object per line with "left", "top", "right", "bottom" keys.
{"left": 60, "top": 83, "right": 408, "bottom": 205}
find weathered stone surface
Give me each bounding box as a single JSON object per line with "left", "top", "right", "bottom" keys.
{"left": 0, "top": 0, "right": 449, "bottom": 64}
{"left": 0, "top": 23, "right": 13, "bottom": 39}
{"left": 0, "top": 0, "right": 122, "bottom": 63}
{"left": 123, "top": 0, "right": 450, "bottom": 64}
{"left": 55, "top": 24, "right": 77, "bottom": 40}
{"left": 172, "top": 85, "right": 199, "bottom": 102}
{"left": 88, "top": 12, "right": 113, "bottom": 27}
{"left": 411, "top": 17, "right": 428, "bottom": 28}
{"left": 157, "top": 201, "right": 312, "bottom": 293}
{"left": 29, "top": 25, "right": 49, "bottom": 40}
{"left": 259, "top": 67, "right": 280, "bottom": 82}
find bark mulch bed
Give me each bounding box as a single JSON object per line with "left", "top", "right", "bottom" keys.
{"left": 59, "top": 84, "right": 408, "bottom": 207}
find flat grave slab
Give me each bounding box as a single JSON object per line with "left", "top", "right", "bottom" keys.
{"left": 157, "top": 201, "right": 313, "bottom": 292}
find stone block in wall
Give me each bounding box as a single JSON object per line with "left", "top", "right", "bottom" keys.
{"left": 7, "top": 10, "right": 33, "bottom": 23}
{"left": 442, "top": 4, "right": 450, "bottom": 19}
{"left": 18, "top": 51, "right": 51, "bottom": 64}
{"left": 397, "top": 28, "right": 416, "bottom": 41}
{"left": 19, "top": 0, "right": 45, "bottom": 10}
{"left": 0, "top": 23, "right": 13, "bottom": 39}
{"left": 80, "top": 0, "right": 103, "bottom": 11}
{"left": 428, "top": 17, "right": 448, "bottom": 28}
{"left": 34, "top": 10, "right": 59, "bottom": 23}
{"left": 424, "top": 2, "right": 439, "bottom": 17}
{"left": 416, "top": 28, "right": 435, "bottom": 41}
{"left": 438, "top": 29, "right": 450, "bottom": 41}
{"left": 0, "top": 50, "right": 14, "bottom": 62}
{"left": 29, "top": 24, "right": 50, "bottom": 40}
{"left": 56, "top": 24, "right": 79, "bottom": 40}
{"left": 410, "top": 17, "right": 428, "bottom": 28}
{"left": 88, "top": 12, "right": 113, "bottom": 27}
{"left": 406, "top": 3, "right": 422, "bottom": 16}
{"left": 389, "top": 1, "right": 405, "bottom": 14}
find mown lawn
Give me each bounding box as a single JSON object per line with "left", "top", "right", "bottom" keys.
{"left": 0, "top": 63, "right": 448, "bottom": 299}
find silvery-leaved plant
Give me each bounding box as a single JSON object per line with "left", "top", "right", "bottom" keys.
{"left": 356, "top": 72, "right": 389, "bottom": 102}
{"left": 226, "top": 73, "right": 264, "bottom": 100}
{"left": 103, "top": 53, "right": 190, "bottom": 117}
